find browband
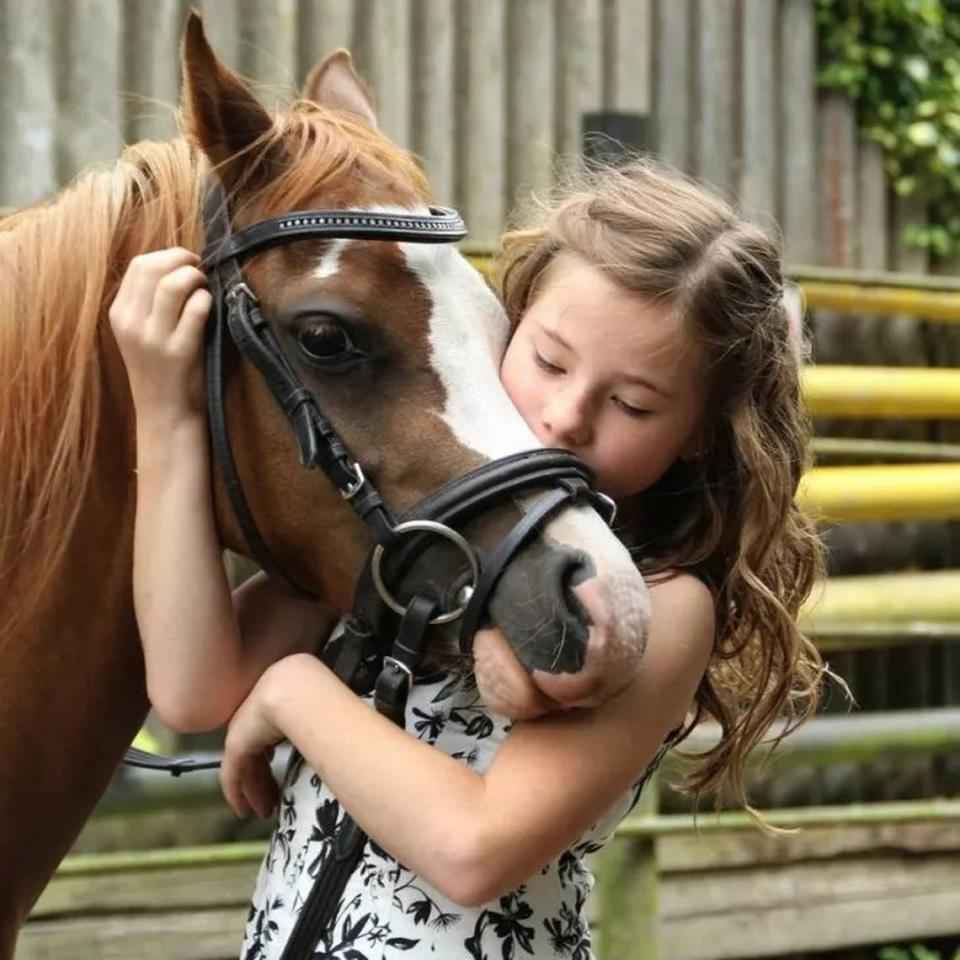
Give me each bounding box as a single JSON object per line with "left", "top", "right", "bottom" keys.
{"left": 202, "top": 206, "right": 467, "bottom": 268}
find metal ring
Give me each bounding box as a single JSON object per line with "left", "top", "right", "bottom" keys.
{"left": 370, "top": 520, "right": 480, "bottom": 625}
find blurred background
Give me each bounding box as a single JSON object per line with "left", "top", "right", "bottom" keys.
{"left": 7, "top": 2, "right": 960, "bottom": 959}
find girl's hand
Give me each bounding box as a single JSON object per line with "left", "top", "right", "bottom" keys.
{"left": 220, "top": 679, "right": 285, "bottom": 819}
{"left": 108, "top": 247, "right": 212, "bottom": 424}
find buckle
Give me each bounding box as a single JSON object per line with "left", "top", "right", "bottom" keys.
{"left": 340, "top": 462, "right": 365, "bottom": 500}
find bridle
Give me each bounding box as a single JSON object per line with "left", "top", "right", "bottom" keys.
{"left": 125, "top": 172, "right": 616, "bottom": 956}
{"left": 198, "top": 174, "right": 615, "bottom": 668}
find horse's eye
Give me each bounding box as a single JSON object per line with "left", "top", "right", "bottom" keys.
{"left": 297, "top": 320, "right": 354, "bottom": 361}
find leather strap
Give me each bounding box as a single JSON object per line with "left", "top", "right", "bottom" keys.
{"left": 278, "top": 595, "right": 438, "bottom": 959}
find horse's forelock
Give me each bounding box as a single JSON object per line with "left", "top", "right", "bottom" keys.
{"left": 234, "top": 102, "right": 432, "bottom": 219}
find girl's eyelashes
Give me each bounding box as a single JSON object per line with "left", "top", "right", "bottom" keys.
{"left": 534, "top": 350, "right": 565, "bottom": 374}
{"left": 615, "top": 398, "right": 653, "bottom": 418}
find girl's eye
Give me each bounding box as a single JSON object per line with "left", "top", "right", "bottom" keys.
{"left": 534, "top": 351, "right": 565, "bottom": 374}
{"left": 616, "top": 399, "right": 652, "bottom": 418}
{"left": 297, "top": 320, "right": 355, "bottom": 361}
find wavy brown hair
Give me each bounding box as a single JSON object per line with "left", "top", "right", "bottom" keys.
{"left": 497, "top": 158, "right": 827, "bottom": 816}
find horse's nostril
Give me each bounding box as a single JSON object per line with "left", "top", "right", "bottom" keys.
{"left": 488, "top": 541, "right": 596, "bottom": 674}
{"left": 560, "top": 554, "right": 593, "bottom": 624}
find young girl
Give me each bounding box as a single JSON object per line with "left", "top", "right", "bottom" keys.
{"left": 110, "top": 158, "right": 825, "bottom": 958}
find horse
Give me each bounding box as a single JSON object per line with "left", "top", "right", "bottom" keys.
{"left": 0, "top": 13, "right": 650, "bottom": 954}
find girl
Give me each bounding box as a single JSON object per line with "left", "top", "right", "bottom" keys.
{"left": 110, "top": 158, "right": 825, "bottom": 958}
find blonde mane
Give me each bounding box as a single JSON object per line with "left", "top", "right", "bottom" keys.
{"left": 0, "top": 101, "right": 429, "bottom": 647}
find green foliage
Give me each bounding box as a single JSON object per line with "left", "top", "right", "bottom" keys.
{"left": 878, "top": 944, "right": 960, "bottom": 960}
{"left": 816, "top": 0, "right": 960, "bottom": 258}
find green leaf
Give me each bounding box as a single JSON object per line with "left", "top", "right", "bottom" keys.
{"left": 907, "top": 121, "right": 939, "bottom": 146}
{"left": 895, "top": 175, "right": 918, "bottom": 196}
{"left": 904, "top": 56, "right": 931, "bottom": 83}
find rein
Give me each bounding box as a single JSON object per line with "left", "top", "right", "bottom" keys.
{"left": 124, "top": 174, "right": 615, "bottom": 955}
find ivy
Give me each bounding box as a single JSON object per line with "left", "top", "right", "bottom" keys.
{"left": 816, "top": 0, "right": 960, "bottom": 258}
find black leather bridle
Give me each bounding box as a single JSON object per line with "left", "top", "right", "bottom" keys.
{"left": 125, "top": 173, "right": 616, "bottom": 956}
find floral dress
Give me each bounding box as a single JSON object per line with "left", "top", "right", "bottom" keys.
{"left": 240, "top": 668, "right": 675, "bottom": 960}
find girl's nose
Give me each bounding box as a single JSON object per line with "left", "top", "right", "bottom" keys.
{"left": 542, "top": 389, "right": 593, "bottom": 448}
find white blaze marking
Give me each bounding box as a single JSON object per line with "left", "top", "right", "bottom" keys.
{"left": 400, "top": 240, "right": 542, "bottom": 460}
{"left": 312, "top": 238, "right": 351, "bottom": 279}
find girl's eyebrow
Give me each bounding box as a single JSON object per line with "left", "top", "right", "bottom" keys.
{"left": 538, "top": 325, "right": 672, "bottom": 398}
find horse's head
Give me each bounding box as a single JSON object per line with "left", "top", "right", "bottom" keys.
{"left": 181, "top": 14, "right": 650, "bottom": 716}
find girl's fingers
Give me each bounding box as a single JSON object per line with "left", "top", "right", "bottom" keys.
{"left": 220, "top": 758, "right": 250, "bottom": 818}
{"left": 221, "top": 755, "right": 278, "bottom": 819}
{"left": 113, "top": 248, "right": 199, "bottom": 329}
{"left": 147, "top": 264, "right": 208, "bottom": 341}
{"left": 169, "top": 287, "right": 213, "bottom": 357}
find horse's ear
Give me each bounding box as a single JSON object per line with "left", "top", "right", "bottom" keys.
{"left": 180, "top": 10, "right": 281, "bottom": 191}
{"left": 303, "top": 49, "right": 378, "bottom": 128}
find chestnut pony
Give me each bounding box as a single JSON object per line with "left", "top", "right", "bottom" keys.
{"left": 0, "top": 14, "right": 649, "bottom": 953}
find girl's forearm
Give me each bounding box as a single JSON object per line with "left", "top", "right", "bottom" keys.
{"left": 134, "top": 416, "right": 242, "bottom": 729}
{"left": 263, "top": 655, "right": 488, "bottom": 903}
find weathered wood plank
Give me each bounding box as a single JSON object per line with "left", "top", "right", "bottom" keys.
{"left": 694, "top": 0, "right": 736, "bottom": 194}
{"left": 653, "top": 0, "right": 692, "bottom": 170}
{"left": 603, "top": 0, "right": 652, "bottom": 115}
{"left": 740, "top": 0, "right": 778, "bottom": 221}
{"left": 662, "top": 708, "right": 960, "bottom": 772}
{"left": 780, "top": 0, "right": 817, "bottom": 264}
{"left": 198, "top": 0, "right": 241, "bottom": 70}
{"left": 659, "top": 854, "right": 960, "bottom": 959}
{"left": 55, "top": 0, "right": 122, "bottom": 182}
{"left": 19, "top": 908, "right": 247, "bottom": 960}
{"left": 297, "top": 0, "right": 354, "bottom": 85}
{"left": 507, "top": 0, "right": 555, "bottom": 204}
{"left": 456, "top": 0, "right": 506, "bottom": 249}
{"left": 123, "top": 0, "right": 184, "bottom": 143}
{"left": 0, "top": 0, "right": 58, "bottom": 205}
{"left": 31, "top": 856, "right": 261, "bottom": 916}
{"left": 235, "top": 0, "right": 297, "bottom": 105}
{"left": 556, "top": 0, "right": 603, "bottom": 158}
{"left": 411, "top": 0, "right": 456, "bottom": 201}
{"left": 656, "top": 814, "right": 960, "bottom": 872}
{"left": 354, "top": 0, "right": 411, "bottom": 147}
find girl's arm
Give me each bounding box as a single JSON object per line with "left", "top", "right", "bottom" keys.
{"left": 221, "top": 572, "right": 714, "bottom": 907}
{"left": 110, "top": 249, "right": 335, "bottom": 733}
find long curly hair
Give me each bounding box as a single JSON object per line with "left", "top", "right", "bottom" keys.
{"left": 497, "top": 158, "right": 827, "bottom": 815}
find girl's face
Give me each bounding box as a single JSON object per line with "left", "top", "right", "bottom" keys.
{"left": 500, "top": 252, "right": 707, "bottom": 500}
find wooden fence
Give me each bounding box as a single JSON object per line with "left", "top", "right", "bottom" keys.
{"left": 0, "top": 0, "right": 856, "bottom": 262}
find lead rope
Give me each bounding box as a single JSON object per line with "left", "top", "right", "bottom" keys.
{"left": 278, "top": 593, "right": 439, "bottom": 960}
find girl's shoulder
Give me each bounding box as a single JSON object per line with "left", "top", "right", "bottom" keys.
{"left": 646, "top": 568, "right": 715, "bottom": 618}
{"left": 642, "top": 569, "right": 715, "bottom": 730}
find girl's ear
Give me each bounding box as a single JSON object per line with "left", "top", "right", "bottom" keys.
{"left": 303, "top": 49, "right": 378, "bottom": 128}
{"left": 180, "top": 10, "right": 285, "bottom": 194}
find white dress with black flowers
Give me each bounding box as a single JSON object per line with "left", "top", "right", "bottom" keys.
{"left": 239, "top": 668, "right": 674, "bottom": 960}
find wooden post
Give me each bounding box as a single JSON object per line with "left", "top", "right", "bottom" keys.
{"left": 0, "top": 0, "right": 58, "bottom": 205}
{"left": 412, "top": 0, "right": 456, "bottom": 202}
{"left": 695, "top": 0, "right": 736, "bottom": 194}
{"left": 456, "top": 0, "right": 506, "bottom": 250}
{"left": 592, "top": 773, "right": 661, "bottom": 960}
{"left": 653, "top": 0, "right": 692, "bottom": 171}
{"left": 507, "top": 0, "right": 555, "bottom": 203}
{"left": 780, "top": 0, "right": 818, "bottom": 265}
